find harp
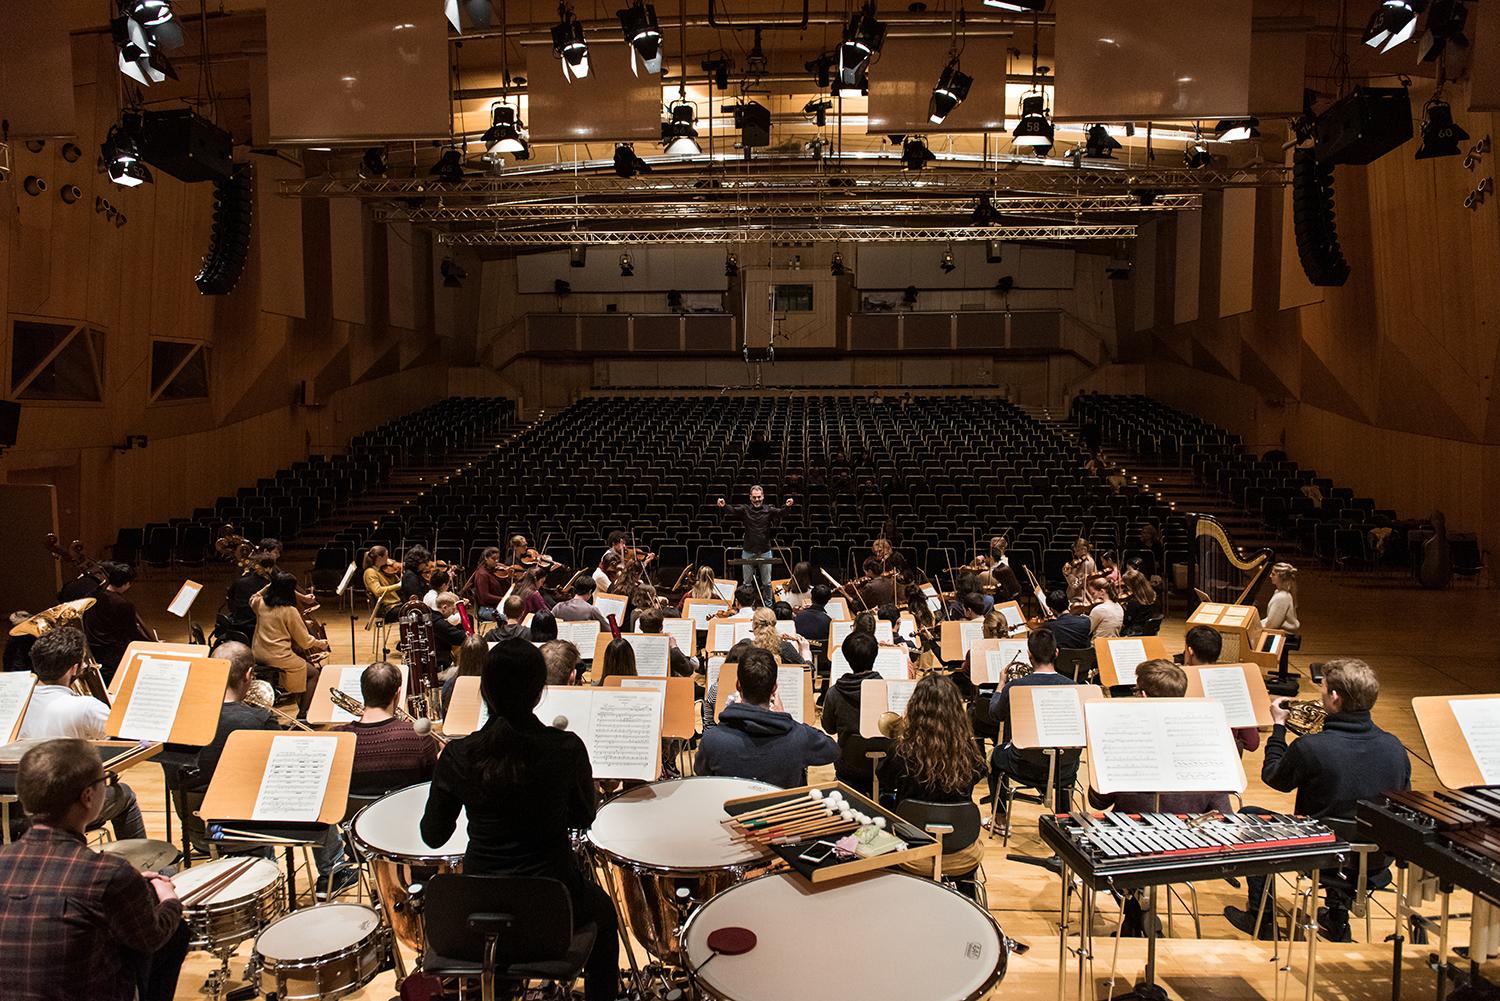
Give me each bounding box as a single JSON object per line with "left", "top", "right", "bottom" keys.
{"left": 1190, "top": 514, "right": 1275, "bottom": 605}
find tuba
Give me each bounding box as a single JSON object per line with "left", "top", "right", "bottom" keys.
{"left": 1284, "top": 699, "right": 1327, "bottom": 735}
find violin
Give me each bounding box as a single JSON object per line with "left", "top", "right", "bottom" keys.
{"left": 379, "top": 558, "right": 402, "bottom": 578}
{"left": 519, "top": 548, "right": 559, "bottom": 570}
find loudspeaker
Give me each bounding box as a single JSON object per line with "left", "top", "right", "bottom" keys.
{"left": 1313, "top": 86, "right": 1413, "bottom": 167}
{"left": 195, "top": 162, "right": 253, "bottom": 295}
{"left": 735, "top": 102, "right": 772, "bottom": 148}
{"left": 0, "top": 401, "right": 19, "bottom": 448}
{"left": 1292, "top": 147, "right": 1351, "bottom": 287}
{"left": 141, "top": 109, "right": 234, "bottom": 182}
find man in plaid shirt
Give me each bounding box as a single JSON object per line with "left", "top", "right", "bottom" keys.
{"left": 0, "top": 738, "right": 188, "bottom": 1001}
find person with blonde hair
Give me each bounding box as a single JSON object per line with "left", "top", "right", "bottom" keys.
{"left": 1262, "top": 562, "right": 1303, "bottom": 676}
{"left": 1087, "top": 575, "right": 1124, "bottom": 639}
{"left": 687, "top": 566, "right": 718, "bottom": 601}
{"left": 751, "top": 607, "right": 805, "bottom": 664}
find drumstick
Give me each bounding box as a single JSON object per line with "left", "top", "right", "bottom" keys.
{"left": 733, "top": 789, "right": 826, "bottom": 822}
{"left": 179, "top": 858, "right": 257, "bottom": 907}
{"left": 755, "top": 809, "right": 857, "bottom": 841}
{"left": 767, "top": 820, "right": 861, "bottom": 845}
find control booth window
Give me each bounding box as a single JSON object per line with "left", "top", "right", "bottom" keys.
{"left": 773, "top": 284, "right": 814, "bottom": 312}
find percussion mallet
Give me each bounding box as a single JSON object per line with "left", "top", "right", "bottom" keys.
{"left": 748, "top": 801, "right": 841, "bottom": 838}
{"left": 733, "top": 789, "right": 824, "bottom": 823}
{"left": 762, "top": 808, "right": 857, "bottom": 842}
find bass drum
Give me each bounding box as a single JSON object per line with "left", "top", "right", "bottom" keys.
{"left": 351, "top": 782, "right": 467, "bottom": 953}
{"left": 587, "top": 776, "right": 776, "bottom": 967}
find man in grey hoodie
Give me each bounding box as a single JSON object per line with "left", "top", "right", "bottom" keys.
{"left": 695, "top": 648, "right": 838, "bottom": 789}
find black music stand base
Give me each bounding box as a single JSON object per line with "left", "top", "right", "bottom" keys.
{"left": 1116, "top": 983, "right": 1169, "bottom": 1001}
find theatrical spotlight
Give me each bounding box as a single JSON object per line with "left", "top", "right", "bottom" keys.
{"left": 939, "top": 248, "right": 956, "bottom": 273}
{"left": 1419, "top": 0, "right": 1469, "bottom": 62}
{"left": 441, "top": 258, "right": 467, "bottom": 288}
{"left": 618, "top": 0, "right": 663, "bottom": 75}
{"left": 805, "top": 52, "right": 835, "bottom": 89}
{"left": 830, "top": 251, "right": 847, "bottom": 276}
{"left": 902, "top": 136, "right": 936, "bottom": 170}
{"left": 661, "top": 101, "right": 700, "bottom": 156}
{"left": 614, "top": 143, "right": 652, "bottom": 177}
{"left": 1214, "top": 118, "right": 1260, "bottom": 141}
{"left": 971, "top": 193, "right": 1000, "bottom": 225}
{"left": 838, "top": 3, "right": 886, "bottom": 88}
{"left": 1183, "top": 130, "right": 1212, "bottom": 169}
{"left": 981, "top": 0, "right": 1044, "bottom": 10}
{"left": 1084, "top": 124, "right": 1122, "bottom": 158}
{"left": 125, "top": 0, "right": 174, "bottom": 26}
{"left": 929, "top": 57, "right": 972, "bottom": 125}
{"left": 724, "top": 253, "right": 740, "bottom": 278}
{"left": 112, "top": 10, "right": 175, "bottom": 86}
{"left": 804, "top": 98, "right": 833, "bottom": 128}
{"left": 1416, "top": 98, "right": 1469, "bottom": 158}
{"left": 359, "top": 147, "right": 388, "bottom": 178}
{"left": 1011, "top": 95, "right": 1053, "bottom": 154}
{"left": 619, "top": 253, "right": 635, "bottom": 277}
{"left": 444, "top": 0, "right": 493, "bottom": 33}
{"left": 429, "top": 147, "right": 466, "bottom": 183}
{"left": 101, "top": 117, "right": 153, "bottom": 188}
{"left": 482, "top": 104, "right": 528, "bottom": 156}
{"left": 1363, "top": 0, "right": 1419, "bottom": 53}
{"left": 552, "top": 3, "right": 591, "bottom": 80}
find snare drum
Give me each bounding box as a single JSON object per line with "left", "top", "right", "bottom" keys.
{"left": 253, "top": 902, "right": 387, "bottom": 1001}
{"left": 587, "top": 776, "right": 776, "bottom": 966}
{"left": 351, "top": 782, "right": 467, "bottom": 952}
{"left": 682, "top": 871, "right": 1008, "bottom": 1001}
{"left": 171, "top": 857, "right": 284, "bottom": 953}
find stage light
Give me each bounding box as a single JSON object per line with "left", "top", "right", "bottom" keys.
{"left": 902, "top": 285, "right": 919, "bottom": 306}
{"left": 804, "top": 98, "right": 833, "bottom": 127}
{"left": 1084, "top": 124, "right": 1122, "bottom": 158}
{"left": 569, "top": 246, "right": 588, "bottom": 268}
{"left": 112, "top": 14, "right": 175, "bottom": 86}
{"left": 618, "top": 0, "right": 663, "bottom": 75}
{"left": 429, "top": 148, "right": 465, "bottom": 182}
{"left": 1183, "top": 136, "right": 1212, "bottom": 169}
{"left": 619, "top": 253, "right": 635, "bottom": 277}
{"left": 838, "top": 3, "right": 886, "bottom": 88}
{"left": 101, "top": 118, "right": 153, "bottom": 187}
{"left": 482, "top": 104, "right": 528, "bottom": 156}
{"left": 1363, "top": 0, "right": 1419, "bottom": 52}
{"left": 830, "top": 251, "right": 847, "bottom": 276}
{"left": 441, "top": 258, "right": 467, "bottom": 288}
{"left": 980, "top": 0, "right": 1044, "bottom": 10}
{"left": 1011, "top": 95, "right": 1053, "bottom": 154}
{"left": 1213, "top": 118, "right": 1260, "bottom": 141}
{"left": 444, "top": 0, "right": 493, "bottom": 32}
{"left": 703, "top": 55, "right": 733, "bottom": 90}
{"left": 939, "top": 248, "right": 956, "bottom": 273}
{"left": 724, "top": 252, "right": 740, "bottom": 278}
{"left": 613, "top": 143, "right": 652, "bottom": 177}
{"left": 805, "top": 52, "right": 835, "bottom": 89}
{"left": 1419, "top": 0, "right": 1469, "bottom": 62}
{"left": 661, "top": 101, "right": 700, "bottom": 156}
{"left": 971, "top": 193, "right": 1000, "bottom": 225}
{"left": 126, "top": 0, "right": 173, "bottom": 26}
{"left": 359, "top": 147, "right": 388, "bottom": 178}
{"left": 928, "top": 58, "right": 972, "bottom": 125}
{"left": 1416, "top": 98, "right": 1469, "bottom": 159}
{"left": 552, "top": 3, "right": 590, "bottom": 80}
{"left": 902, "top": 136, "right": 935, "bottom": 170}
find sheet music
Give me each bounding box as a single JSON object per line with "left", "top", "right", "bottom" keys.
{"left": 1030, "top": 686, "right": 1087, "bottom": 747}
{"left": 712, "top": 580, "right": 738, "bottom": 600}
{"left": 116, "top": 656, "right": 189, "bottom": 741}
{"left": 330, "top": 666, "right": 367, "bottom": 724}
{"left": 167, "top": 580, "right": 202, "bottom": 618}
{"left": 619, "top": 677, "right": 667, "bottom": 691}
{"left": 661, "top": 617, "right": 694, "bottom": 653}
{"left": 1450, "top": 698, "right": 1500, "bottom": 785}
{"left": 706, "top": 657, "right": 725, "bottom": 694}
{"left": 1198, "top": 602, "right": 1229, "bottom": 619}
{"left": 830, "top": 619, "right": 893, "bottom": 648}
{"left": 251, "top": 735, "right": 337, "bottom": 822}
{"left": 556, "top": 620, "right": 603, "bottom": 653}
{"left": 958, "top": 620, "right": 986, "bottom": 656}
{"left": 885, "top": 679, "right": 919, "bottom": 716}
{"left": 918, "top": 586, "right": 941, "bottom": 615}
{"left": 826, "top": 597, "right": 852, "bottom": 619}
{"left": 776, "top": 667, "right": 806, "bottom": 723}
{"left": 622, "top": 634, "right": 670, "bottom": 677}
{"left": 684, "top": 601, "right": 729, "bottom": 628}
{"left": 593, "top": 594, "right": 627, "bottom": 623}
{"left": 834, "top": 645, "right": 910, "bottom": 683}
{"left": 896, "top": 614, "right": 916, "bottom": 642}
{"left": 1106, "top": 638, "right": 1150, "bottom": 686}
{"left": 996, "top": 602, "right": 1026, "bottom": 630}
{"left": 535, "top": 688, "right": 662, "bottom": 781}
{"left": 0, "top": 673, "right": 33, "bottom": 741}
{"left": 1197, "top": 666, "right": 1258, "bottom": 728}
{"left": 708, "top": 620, "right": 743, "bottom": 652}
{"left": 1086, "top": 700, "right": 1244, "bottom": 793}
{"left": 335, "top": 562, "right": 358, "bottom": 596}
{"left": 981, "top": 640, "right": 1031, "bottom": 686}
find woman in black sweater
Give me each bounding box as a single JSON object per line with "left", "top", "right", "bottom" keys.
{"left": 421, "top": 639, "right": 619, "bottom": 1001}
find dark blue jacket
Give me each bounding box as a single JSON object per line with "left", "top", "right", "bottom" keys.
{"left": 794, "top": 604, "right": 832, "bottom": 643}
{"left": 695, "top": 702, "right": 839, "bottom": 789}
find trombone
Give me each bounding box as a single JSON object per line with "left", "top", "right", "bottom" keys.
{"left": 328, "top": 687, "right": 450, "bottom": 747}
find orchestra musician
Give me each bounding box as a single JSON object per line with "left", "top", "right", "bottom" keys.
{"left": 793, "top": 584, "right": 834, "bottom": 644}
{"left": 855, "top": 557, "right": 899, "bottom": 609}
{"left": 0, "top": 738, "right": 189, "bottom": 1001}
{"left": 1062, "top": 538, "right": 1096, "bottom": 607}
{"left": 251, "top": 571, "right": 329, "bottom": 714}
{"left": 1041, "top": 590, "right": 1092, "bottom": 655}
{"left": 1119, "top": 558, "right": 1159, "bottom": 633}
{"left": 694, "top": 647, "right": 838, "bottom": 788}
{"left": 717, "top": 486, "right": 794, "bottom": 588}
{"left": 442, "top": 635, "right": 488, "bottom": 714}
{"left": 361, "top": 546, "right": 404, "bottom": 623}
{"left": 819, "top": 631, "right": 887, "bottom": 798}
{"left": 598, "top": 531, "right": 653, "bottom": 585}
{"left": 16, "top": 629, "right": 147, "bottom": 841}
{"left": 1086, "top": 575, "right": 1125, "bottom": 639}
{"left": 223, "top": 552, "right": 274, "bottom": 639}
{"left": 751, "top": 607, "right": 807, "bottom": 664}
{"left": 513, "top": 569, "right": 553, "bottom": 615}
{"left": 780, "top": 561, "right": 816, "bottom": 608}
{"left": 486, "top": 595, "right": 533, "bottom": 644}
{"left": 685, "top": 566, "right": 719, "bottom": 602}
{"left": 80, "top": 562, "right": 151, "bottom": 683}
{"left": 636, "top": 608, "right": 697, "bottom": 677}
{"left": 420, "top": 640, "right": 621, "bottom": 1001}
{"left": 400, "top": 546, "right": 433, "bottom": 603}
{"left": 1262, "top": 562, "right": 1303, "bottom": 677}
{"left": 470, "top": 546, "right": 509, "bottom": 621}
{"left": 986, "top": 629, "right": 1080, "bottom": 831}
{"left": 429, "top": 592, "right": 466, "bottom": 671}
{"left": 551, "top": 577, "right": 610, "bottom": 629}
{"left": 1224, "top": 659, "right": 1410, "bottom": 943}
{"left": 333, "top": 662, "right": 439, "bottom": 796}
{"left": 978, "top": 535, "right": 1023, "bottom": 602}
{"left": 1182, "top": 626, "right": 1259, "bottom": 753}
{"left": 540, "top": 639, "right": 583, "bottom": 686}
{"left": 870, "top": 537, "right": 907, "bottom": 576}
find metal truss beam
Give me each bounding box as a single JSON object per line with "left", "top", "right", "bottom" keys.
{"left": 439, "top": 225, "right": 1138, "bottom": 246}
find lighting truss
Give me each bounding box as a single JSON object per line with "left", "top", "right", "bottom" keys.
{"left": 439, "top": 224, "right": 1138, "bottom": 246}
{"left": 375, "top": 193, "right": 1200, "bottom": 224}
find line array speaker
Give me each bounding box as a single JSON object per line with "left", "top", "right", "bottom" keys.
{"left": 195, "top": 162, "right": 253, "bottom": 295}
{"left": 1291, "top": 147, "right": 1350, "bottom": 288}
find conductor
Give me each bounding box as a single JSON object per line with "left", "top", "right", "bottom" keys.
{"left": 717, "top": 486, "right": 794, "bottom": 589}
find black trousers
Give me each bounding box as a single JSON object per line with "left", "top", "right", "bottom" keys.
{"left": 1239, "top": 803, "right": 1367, "bottom": 930}
{"left": 129, "top": 917, "right": 191, "bottom": 1001}
{"left": 577, "top": 880, "right": 620, "bottom": 1001}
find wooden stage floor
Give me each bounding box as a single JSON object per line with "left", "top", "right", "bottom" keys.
{"left": 103, "top": 565, "right": 1496, "bottom": 1000}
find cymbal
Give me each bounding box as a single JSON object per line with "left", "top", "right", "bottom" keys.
{"left": 8, "top": 598, "right": 96, "bottom": 638}
{"left": 99, "top": 838, "right": 181, "bottom": 873}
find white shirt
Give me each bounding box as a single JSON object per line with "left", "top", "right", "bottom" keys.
{"left": 1089, "top": 600, "right": 1125, "bottom": 639}
{"left": 18, "top": 684, "right": 110, "bottom": 740}
{"left": 423, "top": 589, "right": 440, "bottom": 610}
{"left": 1263, "top": 590, "right": 1300, "bottom": 633}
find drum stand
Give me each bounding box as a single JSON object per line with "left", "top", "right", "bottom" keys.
{"left": 201, "top": 944, "right": 258, "bottom": 1001}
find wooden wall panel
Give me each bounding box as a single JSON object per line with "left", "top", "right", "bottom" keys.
{"left": 1217, "top": 188, "right": 1256, "bottom": 318}
{"left": 329, "top": 200, "right": 367, "bottom": 326}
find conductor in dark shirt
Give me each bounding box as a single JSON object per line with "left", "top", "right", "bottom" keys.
{"left": 421, "top": 640, "right": 619, "bottom": 1001}
{"left": 1224, "top": 658, "right": 1411, "bottom": 942}
{"left": 718, "top": 486, "right": 794, "bottom": 590}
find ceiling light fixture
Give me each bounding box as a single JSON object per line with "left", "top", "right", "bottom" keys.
{"left": 838, "top": 3, "right": 886, "bottom": 88}
{"left": 112, "top": 10, "right": 176, "bottom": 86}
{"left": 661, "top": 100, "right": 700, "bottom": 155}
{"left": 482, "top": 104, "right": 529, "bottom": 156}
{"left": 1363, "top": 0, "right": 1420, "bottom": 52}
{"left": 929, "top": 58, "right": 972, "bottom": 125}
{"left": 359, "top": 147, "right": 388, "bottom": 178}
{"left": 569, "top": 245, "right": 588, "bottom": 267}
{"left": 1415, "top": 96, "right": 1469, "bottom": 158}
{"left": 939, "top": 247, "right": 957, "bottom": 273}
{"left": 1084, "top": 124, "right": 1122, "bottom": 158}
{"left": 551, "top": 2, "right": 590, "bottom": 80}
{"left": 1183, "top": 126, "right": 1212, "bottom": 168}
{"left": 1213, "top": 117, "right": 1260, "bottom": 141}
{"left": 441, "top": 257, "right": 467, "bottom": 288}
{"left": 724, "top": 252, "right": 740, "bottom": 278}
{"left": 1419, "top": 0, "right": 1468, "bottom": 62}
{"left": 971, "top": 193, "right": 1000, "bottom": 225}
{"left": 830, "top": 250, "right": 847, "bottom": 276}
{"left": 444, "top": 0, "right": 493, "bottom": 32}
{"left": 613, "top": 143, "right": 652, "bottom": 177}
{"left": 619, "top": 252, "right": 635, "bottom": 277}
{"left": 101, "top": 116, "right": 153, "bottom": 187}
{"left": 1011, "top": 95, "right": 1053, "bottom": 153}
{"left": 902, "top": 135, "right": 936, "bottom": 170}
{"left": 618, "top": 0, "right": 663, "bottom": 75}
{"left": 980, "top": 0, "right": 1045, "bottom": 10}
{"left": 430, "top": 147, "right": 466, "bottom": 182}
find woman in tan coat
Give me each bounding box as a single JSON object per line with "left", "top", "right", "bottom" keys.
{"left": 251, "top": 571, "right": 328, "bottom": 713}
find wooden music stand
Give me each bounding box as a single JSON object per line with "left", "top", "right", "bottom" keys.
{"left": 681, "top": 598, "right": 730, "bottom": 632}
{"left": 939, "top": 619, "right": 987, "bottom": 663}
{"left": 1084, "top": 698, "right": 1247, "bottom": 796}
{"left": 830, "top": 645, "right": 910, "bottom": 684}
{"left": 105, "top": 654, "right": 229, "bottom": 746}
{"left": 993, "top": 600, "right": 1027, "bottom": 633}
{"left": 828, "top": 617, "right": 895, "bottom": 648}
{"left": 973, "top": 639, "right": 1027, "bottom": 686}
{"left": 199, "top": 730, "right": 356, "bottom": 826}
{"left": 603, "top": 676, "right": 697, "bottom": 738}
{"left": 1413, "top": 694, "right": 1500, "bottom": 789}
{"left": 444, "top": 676, "right": 484, "bottom": 737}
{"left": 555, "top": 619, "right": 605, "bottom": 655}
{"left": 1009, "top": 684, "right": 1106, "bottom": 750}
{"left": 535, "top": 686, "right": 663, "bottom": 781}
{"left": 712, "top": 663, "right": 811, "bottom": 725}
{"left": 109, "top": 641, "right": 212, "bottom": 698}
{"left": 857, "top": 678, "right": 921, "bottom": 738}
{"left": 1183, "top": 662, "right": 1273, "bottom": 729}
{"left": 593, "top": 633, "right": 671, "bottom": 677}
{"left": 593, "top": 591, "right": 629, "bottom": 623}
{"left": 305, "top": 663, "right": 411, "bottom": 726}
{"left": 1093, "top": 635, "right": 1169, "bottom": 689}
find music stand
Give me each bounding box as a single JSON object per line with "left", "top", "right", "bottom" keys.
{"left": 1004, "top": 684, "right": 1104, "bottom": 870}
